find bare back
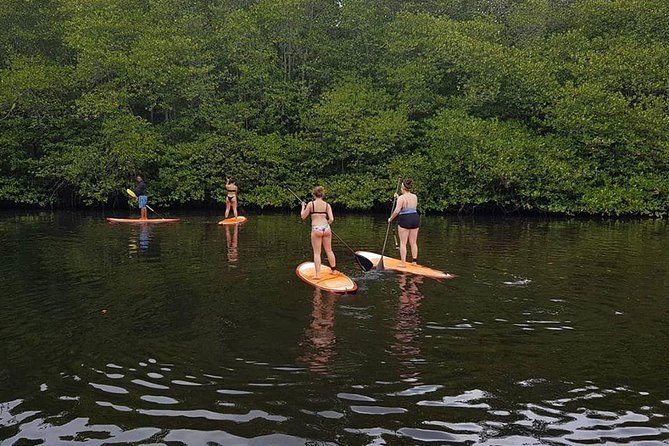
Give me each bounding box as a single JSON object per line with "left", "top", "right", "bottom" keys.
{"left": 302, "top": 198, "right": 333, "bottom": 226}
{"left": 397, "top": 192, "right": 417, "bottom": 211}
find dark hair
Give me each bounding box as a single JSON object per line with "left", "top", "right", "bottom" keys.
{"left": 312, "top": 186, "right": 325, "bottom": 198}
{"left": 136, "top": 174, "right": 144, "bottom": 180}
{"left": 402, "top": 178, "right": 413, "bottom": 191}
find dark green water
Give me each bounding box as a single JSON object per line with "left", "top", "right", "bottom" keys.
{"left": 1, "top": 211, "right": 668, "bottom": 445}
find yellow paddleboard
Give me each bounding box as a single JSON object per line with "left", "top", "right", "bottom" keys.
{"left": 296, "top": 262, "right": 358, "bottom": 294}
{"left": 218, "top": 216, "right": 248, "bottom": 225}
{"left": 355, "top": 251, "right": 454, "bottom": 280}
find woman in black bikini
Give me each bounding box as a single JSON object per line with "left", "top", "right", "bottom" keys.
{"left": 300, "top": 186, "right": 336, "bottom": 279}
{"left": 224, "top": 178, "right": 238, "bottom": 219}
{"left": 387, "top": 179, "right": 419, "bottom": 267}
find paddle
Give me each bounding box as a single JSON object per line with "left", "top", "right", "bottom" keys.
{"left": 377, "top": 177, "right": 403, "bottom": 271}
{"left": 285, "top": 185, "right": 374, "bottom": 272}
{"left": 126, "top": 188, "right": 166, "bottom": 219}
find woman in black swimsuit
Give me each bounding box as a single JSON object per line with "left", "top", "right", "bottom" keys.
{"left": 387, "top": 179, "right": 420, "bottom": 267}
{"left": 224, "top": 178, "right": 238, "bottom": 219}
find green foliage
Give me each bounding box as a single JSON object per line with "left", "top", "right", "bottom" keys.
{"left": 0, "top": 0, "right": 667, "bottom": 215}
{"left": 404, "top": 109, "right": 581, "bottom": 213}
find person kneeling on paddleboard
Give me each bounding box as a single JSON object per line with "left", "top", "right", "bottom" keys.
{"left": 135, "top": 175, "right": 148, "bottom": 220}
{"left": 300, "top": 186, "right": 337, "bottom": 279}
{"left": 388, "top": 178, "right": 420, "bottom": 267}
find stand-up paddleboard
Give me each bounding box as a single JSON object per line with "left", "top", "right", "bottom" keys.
{"left": 106, "top": 218, "right": 180, "bottom": 224}
{"left": 355, "top": 251, "right": 454, "bottom": 279}
{"left": 296, "top": 262, "right": 358, "bottom": 294}
{"left": 218, "top": 216, "right": 248, "bottom": 225}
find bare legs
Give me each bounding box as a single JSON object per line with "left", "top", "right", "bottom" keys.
{"left": 140, "top": 207, "right": 148, "bottom": 220}
{"left": 322, "top": 230, "right": 336, "bottom": 271}
{"left": 409, "top": 228, "right": 419, "bottom": 264}
{"left": 224, "top": 198, "right": 238, "bottom": 219}
{"left": 397, "top": 227, "right": 419, "bottom": 266}
{"left": 311, "top": 229, "right": 336, "bottom": 279}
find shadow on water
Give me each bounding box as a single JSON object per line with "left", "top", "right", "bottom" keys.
{"left": 0, "top": 211, "right": 668, "bottom": 445}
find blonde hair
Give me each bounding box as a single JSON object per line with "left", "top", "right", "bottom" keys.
{"left": 312, "top": 186, "right": 325, "bottom": 198}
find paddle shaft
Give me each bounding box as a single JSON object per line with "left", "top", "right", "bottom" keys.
{"left": 285, "top": 186, "right": 305, "bottom": 204}
{"left": 145, "top": 204, "right": 165, "bottom": 219}
{"left": 378, "top": 177, "right": 403, "bottom": 269}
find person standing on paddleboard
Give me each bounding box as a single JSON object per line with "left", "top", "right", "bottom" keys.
{"left": 387, "top": 179, "right": 419, "bottom": 267}
{"left": 224, "top": 178, "right": 238, "bottom": 219}
{"left": 300, "top": 186, "right": 337, "bottom": 279}
{"left": 135, "top": 175, "right": 148, "bottom": 220}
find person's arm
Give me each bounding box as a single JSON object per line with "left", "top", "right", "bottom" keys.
{"left": 300, "top": 201, "right": 311, "bottom": 220}
{"left": 327, "top": 203, "right": 334, "bottom": 224}
{"left": 388, "top": 195, "right": 403, "bottom": 223}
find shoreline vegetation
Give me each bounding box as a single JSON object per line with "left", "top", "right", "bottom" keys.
{"left": 1, "top": 0, "right": 668, "bottom": 217}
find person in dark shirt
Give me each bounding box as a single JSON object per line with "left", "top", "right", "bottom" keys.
{"left": 135, "top": 175, "right": 148, "bottom": 220}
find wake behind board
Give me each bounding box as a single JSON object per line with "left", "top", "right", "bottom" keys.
{"left": 218, "top": 216, "right": 248, "bottom": 225}
{"left": 355, "top": 251, "right": 454, "bottom": 280}
{"left": 296, "top": 262, "right": 358, "bottom": 294}
{"left": 106, "top": 218, "right": 180, "bottom": 224}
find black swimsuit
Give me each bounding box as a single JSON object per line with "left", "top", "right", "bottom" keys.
{"left": 397, "top": 205, "right": 420, "bottom": 230}
{"left": 226, "top": 187, "right": 236, "bottom": 202}
{"left": 398, "top": 212, "right": 420, "bottom": 229}
{"left": 308, "top": 201, "right": 329, "bottom": 215}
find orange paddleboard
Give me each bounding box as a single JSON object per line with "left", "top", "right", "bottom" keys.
{"left": 296, "top": 262, "right": 358, "bottom": 294}
{"left": 106, "top": 218, "right": 180, "bottom": 224}
{"left": 355, "top": 251, "right": 454, "bottom": 280}
{"left": 218, "top": 216, "right": 248, "bottom": 225}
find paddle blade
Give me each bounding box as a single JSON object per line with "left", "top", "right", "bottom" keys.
{"left": 355, "top": 253, "right": 375, "bottom": 272}
{"left": 376, "top": 255, "right": 385, "bottom": 271}
{"left": 126, "top": 188, "right": 138, "bottom": 199}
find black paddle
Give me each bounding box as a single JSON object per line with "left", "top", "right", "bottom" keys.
{"left": 377, "top": 177, "right": 403, "bottom": 271}
{"left": 285, "top": 185, "right": 374, "bottom": 272}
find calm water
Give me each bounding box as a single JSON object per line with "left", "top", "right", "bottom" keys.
{"left": 0, "top": 211, "right": 668, "bottom": 445}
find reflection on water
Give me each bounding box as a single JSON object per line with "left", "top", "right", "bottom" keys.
{"left": 225, "top": 224, "right": 238, "bottom": 265}
{"left": 128, "top": 225, "right": 158, "bottom": 257}
{"left": 2, "top": 356, "right": 669, "bottom": 445}
{"left": 391, "top": 274, "right": 424, "bottom": 362}
{"left": 138, "top": 225, "right": 150, "bottom": 253}
{"left": 0, "top": 212, "right": 668, "bottom": 445}
{"left": 299, "top": 289, "right": 337, "bottom": 374}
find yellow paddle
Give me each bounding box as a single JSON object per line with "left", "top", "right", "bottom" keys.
{"left": 125, "top": 188, "right": 165, "bottom": 219}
